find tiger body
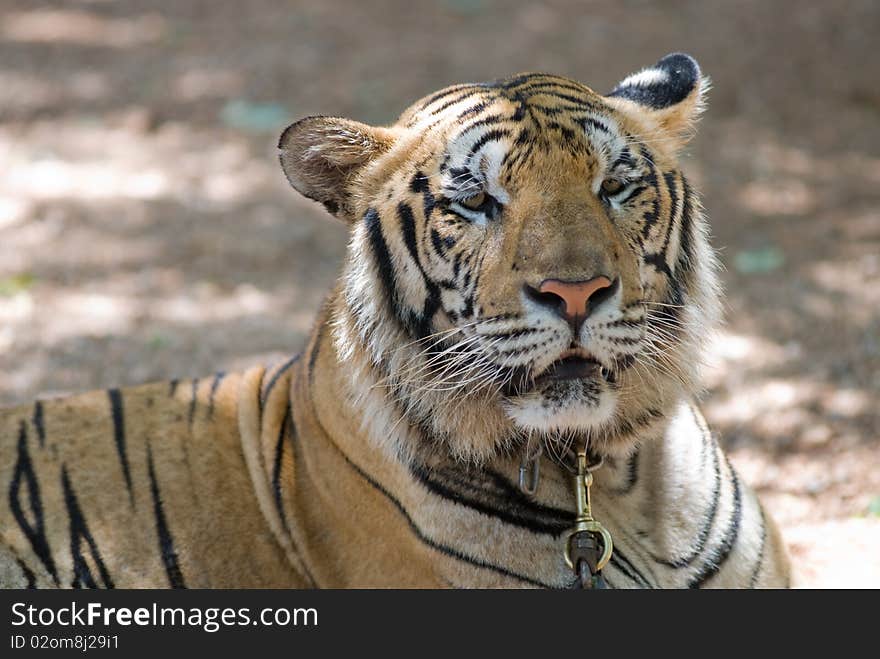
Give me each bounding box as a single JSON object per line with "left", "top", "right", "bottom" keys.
{"left": 1, "top": 54, "right": 791, "bottom": 588}
{"left": 0, "top": 328, "right": 788, "bottom": 589}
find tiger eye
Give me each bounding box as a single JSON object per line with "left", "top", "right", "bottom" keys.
{"left": 459, "top": 192, "right": 487, "bottom": 210}
{"left": 601, "top": 178, "right": 625, "bottom": 196}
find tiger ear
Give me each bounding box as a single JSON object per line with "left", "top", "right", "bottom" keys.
{"left": 278, "top": 116, "right": 396, "bottom": 220}
{"left": 606, "top": 53, "right": 708, "bottom": 150}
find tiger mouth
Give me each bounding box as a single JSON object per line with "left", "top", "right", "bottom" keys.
{"left": 532, "top": 349, "right": 615, "bottom": 387}
{"left": 499, "top": 350, "right": 618, "bottom": 397}
{"left": 536, "top": 356, "right": 600, "bottom": 384}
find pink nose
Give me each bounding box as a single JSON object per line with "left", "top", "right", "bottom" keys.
{"left": 527, "top": 276, "right": 615, "bottom": 329}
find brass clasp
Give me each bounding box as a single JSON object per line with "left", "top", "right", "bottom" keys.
{"left": 518, "top": 443, "right": 541, "bottom": 496}
{"left": 563, "top": 451, "right": 613, "bottom": 573}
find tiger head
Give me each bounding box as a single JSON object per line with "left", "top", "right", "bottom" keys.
{"left": 279, "top": 53, "right": 720, "bottom": 463}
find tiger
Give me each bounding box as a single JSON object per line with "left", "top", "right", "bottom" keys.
{"left": 1, "top": 53, "right": 791, "bottom": 589}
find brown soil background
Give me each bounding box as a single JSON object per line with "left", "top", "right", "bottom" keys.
{"left": 1, "top": 0, "right": 877, "bottom": 587}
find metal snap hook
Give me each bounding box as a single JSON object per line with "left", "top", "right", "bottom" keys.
{"left": 518, "top": 444, "right": 542, "bottom": 496}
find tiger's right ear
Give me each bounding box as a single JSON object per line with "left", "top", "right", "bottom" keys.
{"left": 605, "top": 53, "right": 708, "bottom": 151}
{"left": 278, "top": 116, "right": 396, "bottom": 220}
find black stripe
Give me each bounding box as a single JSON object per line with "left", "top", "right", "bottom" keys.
{"left": 398, "top": 202, "right": 441, "bottom": 338}
{"left": 467, "top": 128, "right": 512, "bottom": 157}
{"left": 645, "top": 172, "right": 682, "bottom": 277}
{"left": 474, "top": 326, "right": 544, "bottom": 341}
{"left": 749, "top": 506, "right": 768, "bottom": 588}
{"left": 642, "top": 171, "right": 682, "bottom": 277}
{"left": 653, "top": 439, "right": 721, "bottom": 568}
{"left": 364, "top": 206, "right": 397, "bottom": 306}
{"left": 577, "top": 116, "right": 612, "bottom": 135}
{"left": 609, "top": 548, "right": 653, "bottom": 588}
{"left": 147, "top": 444, "right": 186, "bottom": 588}
{"left": 661, "top": 171, "right": 681, "bottom": 254}
{"left": 454, "top": 112, "right": 509, "bottom": 137}
{"left": 430, "top": 228, "right": 450, "bottom": 256}
{"left": 688, "top": 457, "right": 743, "bottom": 588}
{"left": 61, "top": 468, "right": 114, "bottom": 589}
{"left": 271, "top": 404, "right": 292, "bottom": 534}
{"left": 677, "top": 176, "right": 696, "bottom": 275}
{"left": 416, "top": 172, "right": 437, "bottom": 220}
{"left": 411, "top": 462, "right": 573, "bottom": 537}
{"left": 501, "top": 75, "right": 594, "bottom": 103}
{"left": 8, "top": 422, "right": 58, "bottom": 585}
{"left": 638, "top": 146, "right": 660, "bottom": 238}
{"left": 168, "top": 379, "right": 179, "bottom": 397}
{"left": 609, "top": 449, "right": 640, "bottom": 496}
{"left": 307, "top": 325, "right": 323, "bottom": 390}
{"left": 532, "top": 90, "right": 593, "bottom": 109}
{"left": 430, "top": 89, "right": 486, "bottom": 116}
{"left": 409, "top": 170, "right": 429, "bottom": 193}
{"left": 207, "top": 371, "right": 226, "bottom": 419}
{"left": 260, "top": 354, "right": 300, "bottom": 408}
{"left": 417, "top": 84, "right": 472, "bottom": 112}
{"left": 611, "top": 147, "right": 635, "bottom": 170}
{"left": 608, "top": 408, "right": 663, "bottom": 441}
{"left": 365, "top": 207, "right": 420, "bottom": 336}
{"left": 642, "top": 250, "right": 670, "bottom": 281}
{"left": 500, "top": 127, "right": 535, "bottom": 174}
{"left": 398, "top": 201, "right": 426, "bottom": 276}
{"left": 321, "top": 431, "right": 555, "bottom": 588}
{"left": 107, "top": 389, "right": 134, "bottom": 504}
{"left": 280, "top": 403, "right": 318, "bottom": 589}
{"left": 564, "top": 120, "right": 602, "bottom": 148}
{"left": 645, "top": 181, "right": 691, "bottom": 338}
{"left": 695, "top": 407, "right": 713, "bottom": 469}
{"left": 15, "top": 558, "right": 36, "bottom": 589}
{"left": 499, "top": 73, "right": 541, "bottom": 89}
{"left": 511, "top": 89, "right": 542, "bottom": 127}
{"left": 456, "top": 100, "right": 489, "bottom": 121}
{"left": 528, "top": 102, "right": 589, "bottom": 116}
{"left": 506, "top": 79, "right": 597, "bottom": 100}
{"left": 616, "top": 521, "right": 662, "bottom": 587}
{"left": 32, "top": 401, "right": 45, "bottom": 448}
{"left": 187, "top": 379, "right": 199, "bottom": 429}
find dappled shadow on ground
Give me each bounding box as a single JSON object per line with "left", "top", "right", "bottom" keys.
{"left": 1, "top": 0, "right": 878, "bottom": 586}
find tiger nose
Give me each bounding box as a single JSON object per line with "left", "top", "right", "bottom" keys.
{"left": 523, "top": 276, "right": 616, "bottom": 330}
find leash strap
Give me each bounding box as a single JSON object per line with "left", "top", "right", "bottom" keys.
{"left": 569, "top": 531, "right": 608, "bottom": 589}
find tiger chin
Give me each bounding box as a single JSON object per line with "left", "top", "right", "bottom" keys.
{"left": 1, "top": 53, "right": 791, "bottom": 589}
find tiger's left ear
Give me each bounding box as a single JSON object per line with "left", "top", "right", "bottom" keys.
{"left": 605, "top": 53, "right": 708, "bottom": 150}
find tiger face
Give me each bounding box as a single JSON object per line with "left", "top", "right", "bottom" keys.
{"left": 279, "top": 54, "right": 720, "bottom": 462}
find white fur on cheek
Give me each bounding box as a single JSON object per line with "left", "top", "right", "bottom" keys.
{"left": 480, "top": 140, "right": 511, "bottom": 205}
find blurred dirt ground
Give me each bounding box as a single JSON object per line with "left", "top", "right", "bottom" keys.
{"left": 1, "top": 0, "right": 878, "bottom": 587}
